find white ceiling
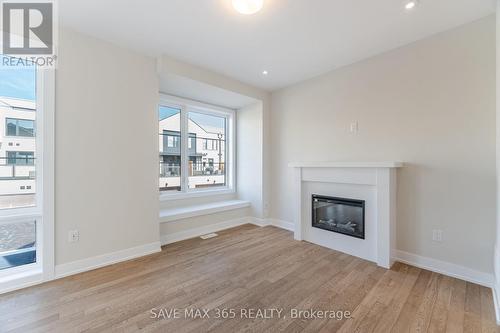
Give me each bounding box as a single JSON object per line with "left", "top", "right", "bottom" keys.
{"left": 60, "top": 0, "right": 495, "bottom": 91}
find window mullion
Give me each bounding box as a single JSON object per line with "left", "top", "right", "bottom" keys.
{"left": 225, "top": 116, "right": 229, "bottom": 187}
{"left": 181, "top": 106, "right": 189, "bottom": 192}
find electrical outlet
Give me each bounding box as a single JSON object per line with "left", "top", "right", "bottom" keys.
{"left": 68, "top": 230, "right": 79, "bottom": 243}
{"left": 432, "top": 229, "right": 443, "bottom": 242}
{"left": 350, "top": 121, "right": 358, "bottom": 133}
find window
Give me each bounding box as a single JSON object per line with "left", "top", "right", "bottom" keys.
{"left": 0, "top": 53, "right": 54, "bottom": 284}
{"left": 159, "top": 95, "right": 234, "bottom": 196}
{"left": 166, "top": 134, "right": 179, "bottom": 148}
{"left": 6, "top": 118, "right": 35, "bottom": 137}
{"left": 188, "top": 135, "right": 196, "bottom": 150}
{"left": 203, "top": 139, "right": 219, "bottom": 151}
{"left": 0, "top": 52, "right": 54, "bottom": 282}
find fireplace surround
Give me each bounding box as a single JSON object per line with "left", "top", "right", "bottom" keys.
{"left": 289, "top": 161, "right": 402, "bottom": 268}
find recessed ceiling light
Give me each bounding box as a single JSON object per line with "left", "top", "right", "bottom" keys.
{"left": 232, "top": 0, "right": 264, "bottom": 15}
{"left": 262, "top": 70, "right": 268, "bottom": 75}
{"left": 405, "top": 1, "right": 418, "bottom": 10}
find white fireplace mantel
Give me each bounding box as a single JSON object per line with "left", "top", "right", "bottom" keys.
{"left": 288, "top": 161, "right": 403, "bottom": 168}
{"left": 289, "top": 161, "right": 403, "bottom": 269}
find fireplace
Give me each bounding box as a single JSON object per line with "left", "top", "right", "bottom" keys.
{"left": 312, "top": 195, "right": 365, "bottom": 239}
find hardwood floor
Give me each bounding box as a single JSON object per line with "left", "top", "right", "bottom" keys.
{"left": 0, "top": 224, "right": 498, "bottom": 332}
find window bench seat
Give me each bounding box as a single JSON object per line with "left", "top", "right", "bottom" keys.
{"left": 159, "top": 200, "right": 250, "bottom": 224}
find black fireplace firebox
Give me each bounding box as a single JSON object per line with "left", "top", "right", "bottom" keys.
{"left": 312, "top": 195, "right": 365, "bottom": 239}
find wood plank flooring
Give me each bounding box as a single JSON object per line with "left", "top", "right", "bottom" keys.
{"left": 0, "top": 224, "right": 498, "bottom": 332}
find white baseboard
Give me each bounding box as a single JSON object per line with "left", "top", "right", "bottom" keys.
{"left": 251, "top": 217, "right": 270, "bottom": 227}
{"left": 247, "top": 217, "right": 294, "bottom": 231}
{"left": 160, "top": 217, "right": 296, "bottom": 246}
{"left": 160, "top": 217, "right": 253, "bottom": 245}
{"left": 266, "top": 218, "right": 295, "bottom": 231}
{"left": 394, "top": 250, "right": 494, "bottom": 288}
{"left": 493, "top": 244, "right": 500, "bottom": 324}
{"left": 493, "top": 286, "right": 500, "bottom": 325}
{"left": 55, "top": 242, "right": 162, "bottom": 279}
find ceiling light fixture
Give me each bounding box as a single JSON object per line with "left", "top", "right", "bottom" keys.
{"left": 262, "top": 70, "right": 268, "bottom": 75}
{"left": 405, "top": 1, "right": 418, "bottom": 10}
{"left": 232, "top": 0, "right": 264, "bottom": 15}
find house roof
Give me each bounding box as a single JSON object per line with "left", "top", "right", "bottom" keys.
{"left": 0, "top": 97, "right": 36, "bottom": 111}
{"left": 160, "top": 112, "right": 224, "bottom": 136}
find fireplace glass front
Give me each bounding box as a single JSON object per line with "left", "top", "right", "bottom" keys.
{"left": 312, "top": 195, "right": 365, "bottom": 239}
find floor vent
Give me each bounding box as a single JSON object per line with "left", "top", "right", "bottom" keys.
{"left": 200, "top": 233, "right": 218, "bottom": 240}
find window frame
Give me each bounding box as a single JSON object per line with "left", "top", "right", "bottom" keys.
{"left": 159, "top": 94, "right": 236, "bottom": 201}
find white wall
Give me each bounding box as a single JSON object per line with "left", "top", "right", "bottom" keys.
{"left": 237, "top": 102, "right": 264, "bottom": 217}
{"left": 271, "top": 17, "right": 496, "bottom": 274}
{"left": 55, "top": 28, "right": 160, "bottom": 265}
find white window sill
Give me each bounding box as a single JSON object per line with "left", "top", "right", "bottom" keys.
{"left": 159, "top": 199, "right": 250, "bottom": 224}
{"left": 159, "top": 188, "right": 235, "bottom": 202}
